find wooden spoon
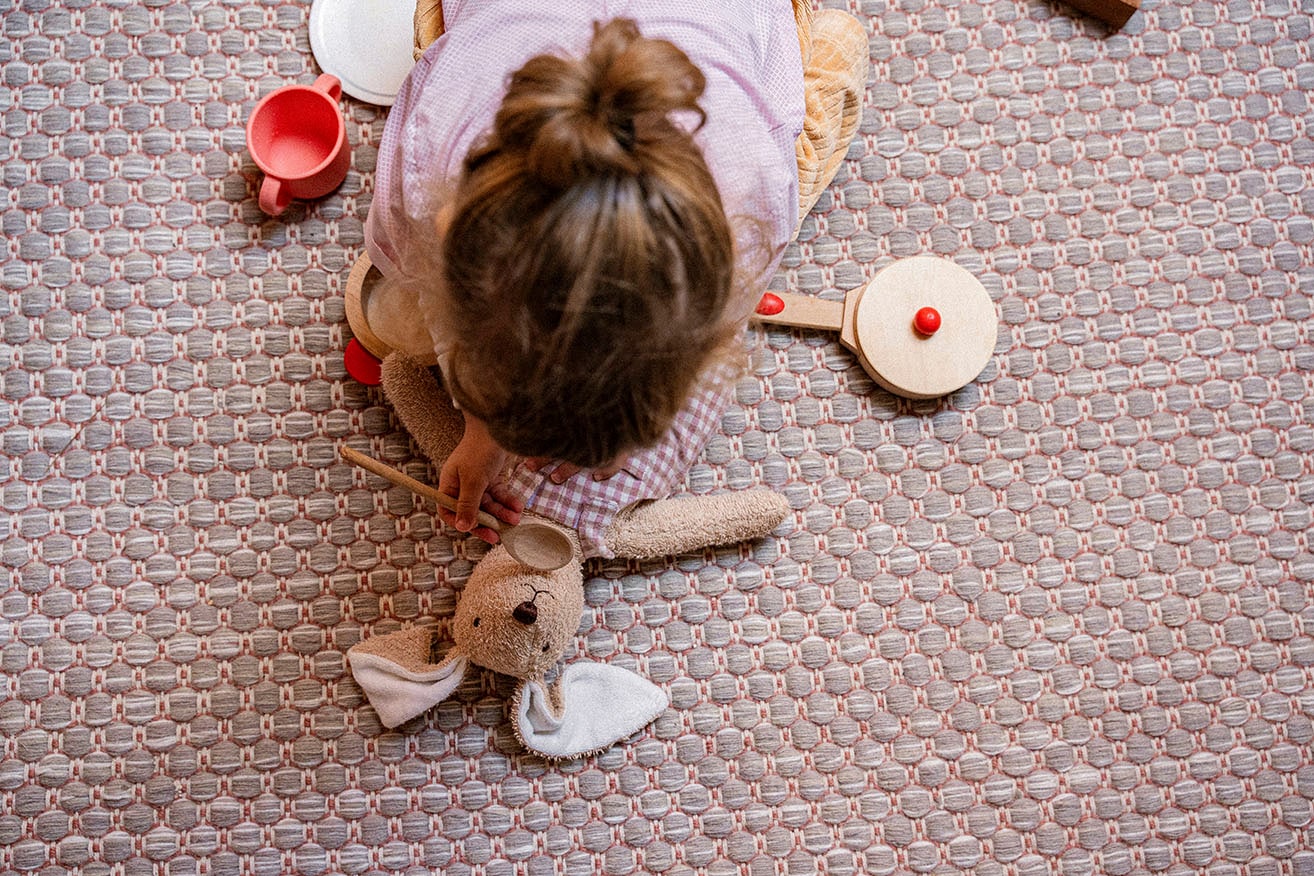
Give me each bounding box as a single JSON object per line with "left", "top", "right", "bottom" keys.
{"left": 340, "top": 446, "right": 575, "bottom": 572}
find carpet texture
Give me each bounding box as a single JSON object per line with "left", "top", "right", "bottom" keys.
{"left": 2, "top": 0, "right": 1313, "bottom": 874}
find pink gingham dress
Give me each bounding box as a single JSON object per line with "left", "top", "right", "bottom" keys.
{"left": 366, "top": 1, "right": 805, "bottom": 556}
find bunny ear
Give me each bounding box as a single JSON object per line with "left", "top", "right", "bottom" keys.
{"left": 348, "top": 627, "right": 469, "bottom": 729}
{"left": 379, "top": 352, "right": 465, "bottom": 467}
{"left": 512, "top": 663, "right": 667, "bottom": 760}
{"left": 606, "top": 490, "right": 791, "bottom": 559}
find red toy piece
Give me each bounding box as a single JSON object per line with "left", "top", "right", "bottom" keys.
{"left": 755, "top": 292, "right": 785, "bottom": 316}
{"left": 345, "top": 338, "right": 383, "bottom": 385}
{"left": 913, "top": 306, "right": 941, "bottom": 336}
{"left": 245, "top": 74, "right": 350, "bottom": 215}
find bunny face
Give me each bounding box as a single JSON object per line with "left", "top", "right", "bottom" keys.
{"left": 451, "top": 546, "right": 585, "bottom": 681}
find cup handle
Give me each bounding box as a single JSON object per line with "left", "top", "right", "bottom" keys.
{"left": 314, "top": 73, "right": 342, "bottom": 101}
{"left": 259, "top": 175, "right": 292, "bottom": 215}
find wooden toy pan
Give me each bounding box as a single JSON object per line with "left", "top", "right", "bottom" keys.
{"left": 753, "top": 256, "right": 999, "bottom": 399}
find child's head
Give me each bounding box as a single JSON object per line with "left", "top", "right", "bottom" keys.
{"left": 432, "top": 18, "right": 740, "bottom": 467}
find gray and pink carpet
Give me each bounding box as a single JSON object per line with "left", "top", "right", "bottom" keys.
{"left": 2, "top": 0, "right": 1312, "bottom": 873}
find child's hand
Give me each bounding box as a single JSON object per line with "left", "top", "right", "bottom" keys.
{"left": 439, "top": 414, "right": 523, "bottom": 544}
{"left": 525, "top": 455, "right": 627, "bottom": 485}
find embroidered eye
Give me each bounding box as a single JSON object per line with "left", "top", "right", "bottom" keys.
{"left": 472, "top": 618, "right": 480, "bottom": 627}
{"left": 541, "top": 643, "right": 550, "bottom": 653}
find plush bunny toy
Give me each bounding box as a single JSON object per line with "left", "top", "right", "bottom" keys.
{"left": 346, "top": 352, "right": 790, "bottom": 759}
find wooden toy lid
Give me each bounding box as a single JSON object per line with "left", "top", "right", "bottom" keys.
{"left": 848, "top": 256, "right": 998, "bottom": 399}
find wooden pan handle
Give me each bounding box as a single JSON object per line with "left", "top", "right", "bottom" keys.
{"left": 339, "top": 445, "right": 506, "bottom": 533}
{"left": 750, "top": 291, "right": 845, "bottom": 332}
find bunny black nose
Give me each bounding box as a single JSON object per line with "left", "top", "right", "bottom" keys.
{"left": 513, "top": 601, "right": 538, "bottom": 625}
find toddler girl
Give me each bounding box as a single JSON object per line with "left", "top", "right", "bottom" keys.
{"left": 355, "top": 1, "right": 867, "bottom": 552}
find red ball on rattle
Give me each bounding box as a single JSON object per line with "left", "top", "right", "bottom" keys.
{"left": 913, "top": 307, "right": 941, "bottom": 336}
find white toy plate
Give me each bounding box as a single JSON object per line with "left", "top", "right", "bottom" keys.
{"left": 308, "top": 0, "right": 416, "bottom": 106}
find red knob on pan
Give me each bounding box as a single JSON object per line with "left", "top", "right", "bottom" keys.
{"left": 345, "top": 338, "right": 383, "bottom": 385}
{"left": 913, "top": 307, "right": 941, "bottom": 336}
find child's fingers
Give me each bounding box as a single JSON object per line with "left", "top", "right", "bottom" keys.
{"left": 527, "top": 458, "right": 624, "bottom": 484}
{"left": 436, "top": 465, "right": 482, "bottom": 532}
{"left": 482, "top": 486, "right": 524, "bottom": 525}
{"left": 549, "top": 463, "right": 583, "bottom": 484}
{"left": 453, "top": 483, "right": 486, "bottom": 532}
{"left": 591, "top": 459, "right": 626, "bottom": 481}
{"left": 436, "top": 504, "right": 501, "bottom": 546}
{"left": 435, "top": 505, "right": 459, "bottom": 531}
{"left": 524, "top": 457, "right": 581, "bottom": 484}
{"left": 467, "top": 524, "right": 502, "bottom": 545}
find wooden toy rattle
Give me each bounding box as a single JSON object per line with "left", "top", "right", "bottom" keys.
{"left": 340, "top": 446, "right": 576, "bottom": 572}
{"left": 753, "top": 255, "right": 998, "bottom": 399}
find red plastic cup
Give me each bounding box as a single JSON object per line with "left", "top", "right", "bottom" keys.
{"left": 246, "top": 74, "right": 350, "bottom": 215}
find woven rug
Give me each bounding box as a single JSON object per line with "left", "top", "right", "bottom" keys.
{"left": 2, "top": 0, "right": 1312, "bottom": 873}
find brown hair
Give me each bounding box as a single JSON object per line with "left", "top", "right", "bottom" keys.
{"left": 433, "top": 18, "right": 740, "bottom": 467}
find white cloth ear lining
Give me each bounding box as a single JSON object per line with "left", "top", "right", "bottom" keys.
{"left": 514, "top": 663, "right": 668, "bottom": 759}
{"left": 348, "top": 650, "right": 469, "bottom": 729}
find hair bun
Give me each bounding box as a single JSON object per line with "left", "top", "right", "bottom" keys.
{"left": 492, "top": 18, "right": 708, "bottom": 188}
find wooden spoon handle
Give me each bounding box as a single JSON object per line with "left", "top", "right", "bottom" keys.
{"left": 339, "top": 445, "right": 506, "bottom": 533}
{"left": 751, "top": 291, "right": 845, "bottom": 331}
